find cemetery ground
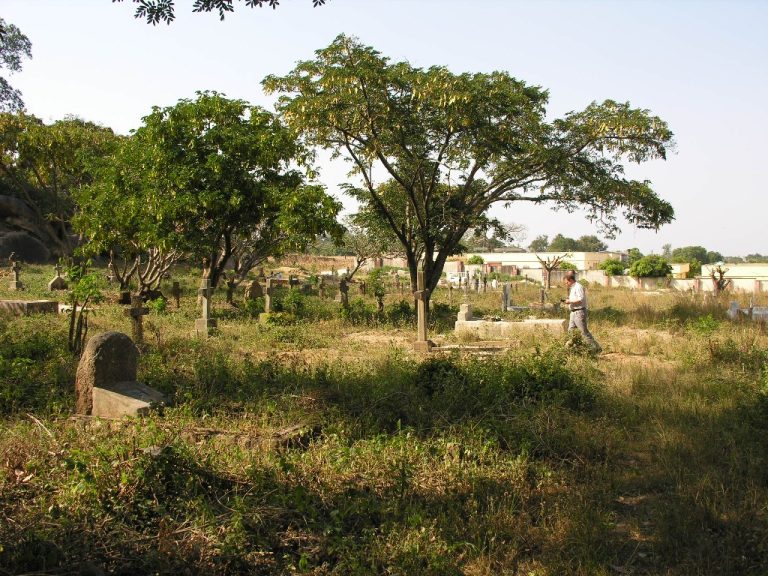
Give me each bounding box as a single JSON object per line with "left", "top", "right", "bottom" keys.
{"left": 1, "top": 263, "right": 768, "bottom": 575}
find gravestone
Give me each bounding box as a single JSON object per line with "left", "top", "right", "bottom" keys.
{"left": 338, "top": 277, "right": 349, "bottom": 309}
{"left": 0, "top": 300, "right": 59, "bottom": 316}
{"left": 48, "top": 263, "right": 68, "bottom": 291}
{"left": 243, "top": 279, "right": 263, "bottom": 301}
{"left": 264, "top": 278, "right": 273, "bottom": 313}
{"left": 170, "top": 281, "right": 182, "bottom": 308}
{"left": 75, "top": 331, "right": 165, "bottom": 417}
{"left": 124, "top": 295, "right": 149, "bottom": 345}
{"left": 458, "top": 303, "right": 473, "bottom": 321}
{"left": 119, "top": 290, "right": 132, "bottom": 305}
{"left": 501, "top": 284, "right": 509, "bottom": 312}
{"left": 413, "top": 269, "right": 435, "bottom": 352}
{"left": 195, "top": 278, "right": 217, "bottom": 337}
{"left": 9, "top": 259, "right": 23, "bottom": 291}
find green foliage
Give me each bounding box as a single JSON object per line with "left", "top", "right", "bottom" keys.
{"left": 265, "top": 35, "right": 674, "bottom": 307}
{"left": 629, "top": 254, "right": 672, "bottom": 278}
{"left": 0, "top": 18, "right": 32, "bottom": 112}
{"left": 528, "top": 234, "right": 549, "bottom": 252}
{"left": 466, "top": 255, "right": 484, "bottom": 265}
{"left": 0, "top": 317, "right": 73, "bottom": 414}
{"left": 559, "top": 261, "right": 577, "bottom": 271}
{"left": 146, "top": 297, "right": 167, "bottom": 315}
{"left": 77, "top": 91, "right": 342, "bottom": 287}
{"left": 599, "top": 258, "right": 626, "bottom": 276}
{"left": 626, "top": 247, "right": 644, "bottom": 265}
{"left": 116, "top": 0, "right": 328, "bottom": 24}
{"left": 0, "top": 113, "right": 120, "bottom": 257}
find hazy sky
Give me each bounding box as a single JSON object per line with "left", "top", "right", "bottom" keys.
{"left": 3, "top": 0, "right": 767, "bottom": 256}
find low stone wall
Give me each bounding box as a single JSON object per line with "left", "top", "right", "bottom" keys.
{"left": 455, "top": 318, "right": 566, "bottom": 339}
{"left": 0, "top": 299, "right": 59, "bottom": 316}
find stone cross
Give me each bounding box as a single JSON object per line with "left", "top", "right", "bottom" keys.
{"left": 124, "top": 295, "right": 149, "bottom": 345}
{"left": 48, "top": 263, "right": 68, "bottom": 291}
{"left": 338, "top": 277, "right": 350, "bottom": 309}
{"left": 413, "top": 269, "right": 434, "bottom": 352}
{"left": 9, "top": 259, "right": 24, "bottom": 291}
{"left": 195, "top": 278, "right": 217, "bottom": 337}
{"left": 264, "top": 278, "right": 273, "bottom": 313}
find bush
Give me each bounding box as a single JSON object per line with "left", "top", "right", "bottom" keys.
{"left": 629, "top": 255, "right": 672, "bottom": 278}
{"left": 466, "top": 255, "right": 484, "bottom": 265}
{"left": 599, "top": 258, "right": 626, "bottom": 276}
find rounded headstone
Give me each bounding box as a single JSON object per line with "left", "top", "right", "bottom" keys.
{"left": 75, "top": 332, "right": 138, "bottom": 415}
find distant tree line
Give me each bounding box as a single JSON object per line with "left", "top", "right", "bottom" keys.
{"left": 528, "top": 234, "right": 608, "bottom": 253}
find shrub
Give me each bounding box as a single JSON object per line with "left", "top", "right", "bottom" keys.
{"left": 466, "top": 255, "right": 484, "bottom": 265}
{"left": 599, "top": 258, "right": 626, "bottom": 276}
{"left": 629, "top": 255, "right": 672, "bottom": 278}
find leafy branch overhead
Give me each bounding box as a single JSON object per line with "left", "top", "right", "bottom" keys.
{"left": 113, "top": 0, "right": 328, "bottom": 25}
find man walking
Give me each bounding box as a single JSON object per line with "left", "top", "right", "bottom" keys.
{"left": 564, "top": 271, "right": 601, "bottom": 352}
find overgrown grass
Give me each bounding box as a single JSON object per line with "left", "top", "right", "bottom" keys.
{"left": 2, "top": 264, "right": 768, "bottom": 574}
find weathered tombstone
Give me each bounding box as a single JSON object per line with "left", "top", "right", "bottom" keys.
{"left": 243, "top": 279, "right": 263, "bottom": 301}
{"left": 491, "top": 278, "right": 498, "bottom": 290}
{"left": 170, "top": 281, "right": 182, "bottom": 308}
{"left": 482, "top": 275, "right": 488, "bottom": 293}
{"left": 75, "top": 331, "right": 165, "bottom": 417}
{"left": 501, "top": 284, "right": 509, "bottom": 312}
{"left": 474, "top": 277, "right": 480, "bottom": 293}
{"left": 338, "top": 277, "right": 349, "bottom": 309}
{"left": 9, "top": 258, "right": 23, "bottom": 291}
{"left": 119, "top": 289, "right": 132, "bottom": 305}
{"left": 413, "top": 269, "right": 434, "bottom": 352}
{"left": 48, "top": 263, "right": 68, "bottom": 291}
{"left": 264, "top": 278, "right": 273, "bottom": 313}
{"left": 124, "top": 295, "right": 149, "bottom": 345}
{"left": 195, "top": 278, "right": 217, "bottom": 337}
{"left": 458, "top": 303, "right": 473, "bottom": 321}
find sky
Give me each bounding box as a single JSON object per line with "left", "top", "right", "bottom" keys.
{"left": 3, "top": 0, "right": 767, "bottom": 257}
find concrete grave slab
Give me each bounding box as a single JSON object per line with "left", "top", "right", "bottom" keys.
{"left": 0, "top": 299, "right": 59, "bottom": 316}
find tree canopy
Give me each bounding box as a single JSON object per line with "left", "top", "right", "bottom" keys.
{"left": 546, "top": 234, "right": 608, "bottom": 252}
{"left": 0, "top": 19, "right": 32, "bottom": 112}
{"left": 264, "top": 35, "right": 674, "bottom": 309}
{"left": 77, "top": 91, "right": 342, "bottom": 287}
{"left": 114, "top": 0, "right": 328, "bottom": 24}
{"left": 0, "top": 113, "right": 119, "bottom": 257}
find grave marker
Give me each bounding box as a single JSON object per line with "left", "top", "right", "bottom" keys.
{"left": 413, "top": 269, "right": 434, "bottom": 352}
{"left": 264, "top": 278, "right": 273, "bottom": 313}
{"left": 195, "top": 278, "right": 217, "bottom": 337}
{"left": 124, "top": 295, "right": 149, "bottom": 345}
{"left": 48, "top": 263, "right": 68, "bottom": 291}
{"left": 9, "top": 258, "right": 23, "bottom": 291}
{"left": 75, "top": 331, "right": 165, "bottom": 417}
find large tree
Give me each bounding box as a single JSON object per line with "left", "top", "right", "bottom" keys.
{"left": 0, "top": 18, "right": 32, "bottom": 112}
{"left": 77, "top": 92, "right": 342, "bottom": 288}
{"left": 264, "top": 35, "right": 675, "bottom": 312}
{"left": 0, "top": 113, "right": 119, "bottom": 257}
{"left": 114, "top": 0, "right": 328, "bottom": 24}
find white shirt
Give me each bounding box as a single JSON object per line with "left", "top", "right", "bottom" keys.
{"left": 568, "top": 282, "right": 587, "bottom": 310}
